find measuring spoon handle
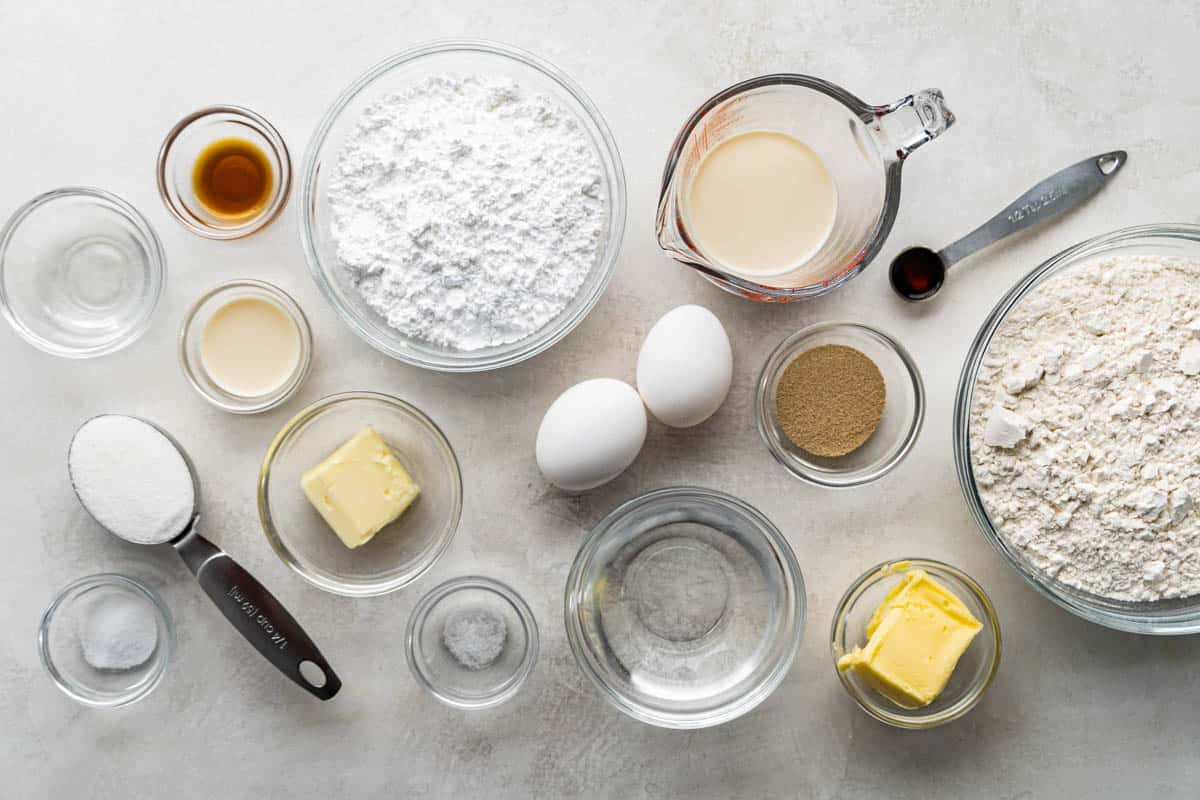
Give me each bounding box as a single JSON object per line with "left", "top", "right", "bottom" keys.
{"left": 939, "top": 150, "right": 1127, "bottom": 268}
{"left": 174, "top": 523, "right": 341, "bottom": 701}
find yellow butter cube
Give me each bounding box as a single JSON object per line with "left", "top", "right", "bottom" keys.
{"left": 837, "top": 569, "right": 982, "bottom": 708}
{"left": 300, "top": 427, "right": 420, "bottom": 549}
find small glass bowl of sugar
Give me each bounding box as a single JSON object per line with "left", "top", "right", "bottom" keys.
{"left": 38, "top": 574, "right": 174, "bottom": 707}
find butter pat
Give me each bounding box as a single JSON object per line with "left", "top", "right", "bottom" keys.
{"left": 837, "top": 568, "right": 982, "bottom": 708}
{"left": 300, "top": 427, "right": 420, "bottom": 549}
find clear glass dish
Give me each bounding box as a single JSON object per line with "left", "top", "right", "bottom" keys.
{"left": 156, "top": 105, "right": 292, "bottom": 239}
{"left": 178, "top": 279, "right": 313, "bottom": 414}
{"left": 0, "top": 187, "right": 164, "bottom": 358}
{"left": 298, "top": 39, "right": 626, "bottom": 372}
{"left": 258, "top": 392, "right": 462, "bottom": 597}
{"left": 954, "top": 224, "right": 1200, "bottom": 634}
{"left": 406, "top": 576, "right": 539, "bottom": 709}
{"left": 830, "top": 559, "right": 1001, "bottom": 729}
{"left": 657, "top": 75, "right": 953, "bottom": 301}
{"left": 38, "top": 573, "right": 174, "bottom": 707}
{"left": 756, "top": 322, "right": 924, "bottom": 487}
{"left": 565, "top": 487, "right": 805, "bottom": 729}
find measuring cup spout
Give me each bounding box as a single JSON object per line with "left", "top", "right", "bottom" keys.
{"left": 875, "top": 89, "right": 956, "bottom": 160}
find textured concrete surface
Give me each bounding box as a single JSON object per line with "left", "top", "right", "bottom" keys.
{"left": 3, "top": 1, "right": 1200, "bottom": 797}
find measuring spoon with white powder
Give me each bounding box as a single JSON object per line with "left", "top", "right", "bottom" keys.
{"left": 68, "top": 414, "right": 341, "bottom": 700}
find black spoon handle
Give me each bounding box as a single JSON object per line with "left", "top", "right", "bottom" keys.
{"left": 174, "top": 522, "right": 341, "bottom": 701}
{"left": 939, "top": 151, "right": 1127, "bottom": 268}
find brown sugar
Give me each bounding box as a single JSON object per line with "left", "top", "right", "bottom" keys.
{"left": 775, "top": 344, "right": 886, "bottom": 457}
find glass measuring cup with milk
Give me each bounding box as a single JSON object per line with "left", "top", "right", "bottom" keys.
{"left": 657, "top": 75, "right": 954, "bottom": 301}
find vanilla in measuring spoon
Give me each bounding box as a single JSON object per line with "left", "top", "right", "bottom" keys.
{"left": 685, "top": 131, "right": 837, "bottom": 278}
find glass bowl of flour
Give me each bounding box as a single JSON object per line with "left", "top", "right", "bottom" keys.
{"left": 955, "top": 225, "right": 1200, "bottom": 634}
{"left": 299, "top": 40, "right": 626, "bottom": 372}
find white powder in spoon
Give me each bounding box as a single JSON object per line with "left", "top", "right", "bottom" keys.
{"left": 68, "top": 415, "right": 195, "bottom": 545}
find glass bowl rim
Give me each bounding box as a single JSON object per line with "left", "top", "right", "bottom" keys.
{"left": 0, "top": 186, "right": 165, "bottom": 359}
{"left": 563, "top": 485, "right": 806, "bottom": 729}
{"left": 297, "top": 37, "right": 628, "bottom": 373}
{"left": 755, "top": 321, "right": 925, "bottom": 488}
{"left": 177, "top": 278, "right": 313, "bottom": 415}
{"left": 155, "top": 104, "right": 293, "bottom": 240}
{"left": 953, "top": 223, "right": 1200, "bottom": 634}
{"left": 404, "top": 575, "right": 540, "bottom": 709}
{"left": 829, "top": 557, "right": 1002, "bottom": 730}
{"left": 37, "top": 572, "right": 175, "bottom": 708}
{"left": 257, "top": 390, "right": 463, "bottom": 597}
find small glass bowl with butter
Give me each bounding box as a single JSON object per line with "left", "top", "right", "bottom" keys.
{"left": 830, "top": 558, "right": 1001, "bottom": 729}
{"left": 179, "top": 279, "right": 312, "bottom": 414}
{"left": 258, "top": 392, "right": 463, "bottom": 597}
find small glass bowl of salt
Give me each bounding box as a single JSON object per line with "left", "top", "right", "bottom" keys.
{"left": 405, "top": 576, "right": 538, "bottom": 709}
{"left": 38, "top": 574, "right": 173, "bottom": 707}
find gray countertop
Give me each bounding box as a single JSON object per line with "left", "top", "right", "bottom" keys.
{"left": 4, "top": 1, "right": 1200, "bottom": 797}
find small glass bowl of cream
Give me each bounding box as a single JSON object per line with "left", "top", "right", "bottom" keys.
{"left": 179, "top": 279, "right": 312, "bottom": 414}
{"left": 830, "top": 558, "right": 1001, "bottom": 729}
{"left": 39, "top": 573, "right": 174, "bottom": 708}
{"left": 157, "top": 105, "right": 292, "bottom": 239}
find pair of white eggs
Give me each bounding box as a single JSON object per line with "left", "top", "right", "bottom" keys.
{"left": 535, "top": 305, "right": 733, "bottom": 491}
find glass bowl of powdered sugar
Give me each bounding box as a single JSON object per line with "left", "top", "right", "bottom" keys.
{"left": 956, "top": 225, "right": 1200, "bottom": 634}
{"left": 299, "top": 40, "right": 626, "bottom": 372}
{"left": 38, "top": 574, "right": 174, "bottom": 707}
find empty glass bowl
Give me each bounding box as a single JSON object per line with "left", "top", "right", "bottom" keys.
{"left": 298, "top": 39, "right": 626, "bottom": 372}
{"left": 830, "top": 559, "right": 1001, "bottom": 729}
{"left": 38, "top": 574, "right": 174, "bottom": 707}
{"left": 565, "top": 487, "right": 805, "bottom": 729}
{"left": 406, "top": 576, "right": 539, "bottom": 709}
{"left": 157, "top": 105, "right": 291, "bottom": 239}
{"left": 756, "top": 322, "right": 924, "bottom": 487}
{"left": 258, "top": 392, "right": 462, "bottom": 597}
{"left": 0, "top": 187, "right": 164, "bottom": 358}
{"left": 178, "top": 279, "right": 313, "bottom": 414}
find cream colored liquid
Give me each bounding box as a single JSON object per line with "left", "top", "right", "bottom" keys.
{"left": 201, "top": 297, "right": 300, "bottom": 396}
{"left": 686, "top": 131, "right": 837, "bottom": 277}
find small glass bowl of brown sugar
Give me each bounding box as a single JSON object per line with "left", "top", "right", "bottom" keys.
{"left": 156, "top": 105, "right": 291, "bottom": 239}
{"left": 755, "top": 322, "right": 924, "bottom": 488}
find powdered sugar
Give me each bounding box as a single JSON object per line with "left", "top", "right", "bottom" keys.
{"left": 970, "top": 255, "right": 1200, "bottom": 601}
{"left": 328, "top": 74, "right": 606, "bottom": 351}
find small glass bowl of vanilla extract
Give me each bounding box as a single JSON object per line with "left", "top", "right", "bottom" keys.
{"left": 156, "top": 105, "right": 291, "bottom": 239}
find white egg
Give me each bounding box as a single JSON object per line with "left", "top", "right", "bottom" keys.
{"left": 535, "top": 378, "right": 647, "bottom": 491}
{"left": 636, "top": 305, "right": 732, "bottom": 428}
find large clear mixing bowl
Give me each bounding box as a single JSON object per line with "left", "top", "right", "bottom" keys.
{"left": 954, "top": 224, "right": 1200, "bottom": 634}
{"left": 299, "top": 40, "right": 626, "bottom": 372}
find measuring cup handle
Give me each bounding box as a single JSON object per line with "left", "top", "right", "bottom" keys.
{"left": 876, "top": 89, "right": 956, "bottom": 159}
{"left": 174, "top": 525, "right": 341, "bottom": 701}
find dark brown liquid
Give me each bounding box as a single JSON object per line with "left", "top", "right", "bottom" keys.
{"left": 192, "top": 138, "right": 273, "bottom": 219}
{"left": 889, "top": 247, "right": 946, "bottom": 301}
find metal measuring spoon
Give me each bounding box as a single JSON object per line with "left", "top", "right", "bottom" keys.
{"left": 889, "top": 150, "right": 1127, "bottom": 301}
{"left": 68, "top": 414, "right": 341, "bottom": 701}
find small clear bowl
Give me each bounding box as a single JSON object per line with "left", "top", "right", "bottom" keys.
{"left": 38, "top": 574, "right": 174, "bottom": 708}
{"left": 955, "top": 224, "right": 1200, "bottom": 634}
{"left": 405, "top": 576, "right": 539, "bottom": 709}
{"left": 565, "top": 487, "right": 805, "bottom": 729}
{"left": 299, "top": 39, "right": 626, "bottom": 372}
{"left": 258, "top": 392, "right": 462, "bottom": 597}
{"left": 830, "top": 559, "right": 1001, "bottom": 729}
{"left": 178, "top": 279, "right": 313, "bottom": 414}
{"left": 156, "top": 105, "right": 291, "bottom": 239}
{"left": 0, "top": 187, "right": 165, "bottom": 358}
{"left": 756, "top": 322, "right": 924, "bottom": 488}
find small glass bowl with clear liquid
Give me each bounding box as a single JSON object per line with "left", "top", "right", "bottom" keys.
{"left": 0, "top": 187, "right": 165, "bottom": 358}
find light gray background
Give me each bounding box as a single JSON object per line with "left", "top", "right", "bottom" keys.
{"left": 3, "top": 1, "right": 1199, "bottom": 797}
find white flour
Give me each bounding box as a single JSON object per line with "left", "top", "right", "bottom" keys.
{"left": 328, "top": 74, "right": 606, "bottom": 351}
{"left": 970, "top": 255, "right": 1200, "bottom": 601}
